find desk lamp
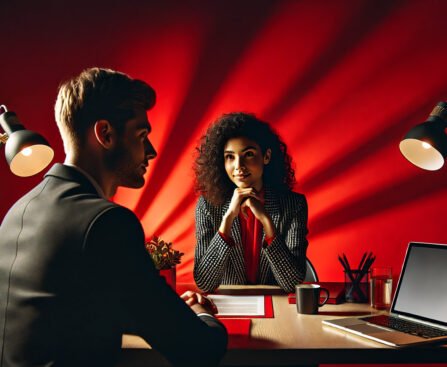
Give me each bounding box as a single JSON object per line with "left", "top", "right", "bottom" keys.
{"left": 399, "top": 101, "right": 447, "bottom": 171}
{"left": 0, "top": 105, "right": 54, "bottom": 177}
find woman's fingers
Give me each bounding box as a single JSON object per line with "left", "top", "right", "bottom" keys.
{"left": 226, "top": 187, "right": 261, "bottom": 219}
{"left": 234, "top": 188, "right": 261, "bottom": 201}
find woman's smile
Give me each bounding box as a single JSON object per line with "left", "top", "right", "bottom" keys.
{"left": 224, "top": 136, "right": 270, "bottom": 191}
{"left": 233, "top": 172, "right": 251, "bottom": 179}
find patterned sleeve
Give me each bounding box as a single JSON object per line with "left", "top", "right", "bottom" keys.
{"left": 193, "top": 196, "right": 232, "bottom": 292}
{"left": 262, "top": 193, "right": 309, "bottom": 293}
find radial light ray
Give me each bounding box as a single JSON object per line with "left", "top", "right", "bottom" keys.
{"left": 309, "top": 188, "right": 447, "bottom": 282}
{"left": 112, "top": 20, "right": 207, "bottom": 212}
{"left": 131, "top": 3, "right": 277, "bottom": 223}
{"left": 2, "top": 1, "right": 447, "bottom": 286}
{"left": 193, "top": 0, "right": 364, "bottom": 128}
{"left": 126, "top": 0, "right": 447, "bottom": 283}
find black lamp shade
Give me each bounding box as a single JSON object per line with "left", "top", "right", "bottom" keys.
{"left": 5, "top": 130, "right": 54, "bottom": 177}
{"left": 399, "top": 102, "right": 447, "bottom": 171}
{"left": 1, "top": 111, "right": 54, "bottom": 177}
{"left": 399, "top": 119, "right": 447, "bottom": 171}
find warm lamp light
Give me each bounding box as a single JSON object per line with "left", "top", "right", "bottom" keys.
{"left": 399, "top": 101, "right": 447, "bottom": 171}
{"left": 0, "top": 105, "right": 54, "bottom": 177}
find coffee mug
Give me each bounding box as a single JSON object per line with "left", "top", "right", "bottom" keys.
{"left": 296, "top": 284, "right": 330, "bottom": 314}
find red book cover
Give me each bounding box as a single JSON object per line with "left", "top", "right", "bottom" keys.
{"left": 288, "top": 282, "right": 345, "bottom": 305}
{"left": 219, "top": 318, "right": 251, "bottom": 335}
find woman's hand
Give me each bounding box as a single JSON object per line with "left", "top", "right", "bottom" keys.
{"left": 241, "top": 197, "right": 276, "bottom": 238}
{"left": 227, "top": 188, "right": 261, "bottom": 219}
{"left": 219, "top": 188, "right": 260, "bottom": 236}
{"left": 240, "top": 196, "right": 266, "bottom": 220}
{"left": 219, "top": 188, "right": 275, "bottom": 238}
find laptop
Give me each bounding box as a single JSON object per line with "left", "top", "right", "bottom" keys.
{"left": 323, "top": 242, "right": 447, "bottom": 347}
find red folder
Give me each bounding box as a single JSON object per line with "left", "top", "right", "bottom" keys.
{"left": 216, "top": 296, "right": 273, "bottom": 336}
{"left": 288, "top": 282, "right": 345, "bottom": 305}
{"left": 219, "top": 318, "right": 251, "bottom": 335}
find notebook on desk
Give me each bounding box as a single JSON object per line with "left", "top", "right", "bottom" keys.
{"left": 323, "top": 242, "right": 447, "bottom": 347}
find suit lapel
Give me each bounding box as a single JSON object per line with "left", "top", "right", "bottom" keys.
{"left": 222, "top": 199, "right": 246, "bottom": 283}
{"left": 259, "top": 187, "right": 281, "bottom": 283}
{"left": 263, "top": 187, "right": 281, "bottom": 229}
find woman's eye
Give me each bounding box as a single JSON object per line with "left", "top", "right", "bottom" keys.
{"left": 245, "top": 151, "right": 255, "bottom": 157}
{"left": 225, "top": 155, "right": 234, "bottom": 161}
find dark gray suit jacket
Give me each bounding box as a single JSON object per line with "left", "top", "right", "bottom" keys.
{"left": 194, "top": 188, "right": 308, "bottom": 293}
{"left": 0, "top": 164, "right": 226, "bottom": 367}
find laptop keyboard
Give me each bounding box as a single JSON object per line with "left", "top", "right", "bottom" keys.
{"left": 361, "top": 315, "right": 447, "bottom": 339}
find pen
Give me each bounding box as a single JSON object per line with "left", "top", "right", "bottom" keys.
{"left": 358, "top": 252, "right": 367, "bottom": 270}
{"left": 339, "top": 255, "right": 355, "bottom": 283}
{"left": 342, "top": 253, "right": 351, "bottom": 272}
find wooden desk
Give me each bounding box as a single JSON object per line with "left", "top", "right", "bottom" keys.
{"left": 120, "top": 286, "right": 447, "bottom": 366}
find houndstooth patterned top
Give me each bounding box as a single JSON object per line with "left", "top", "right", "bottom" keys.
{"left": 194, "top": 187, "right": 308, "bottom": 293}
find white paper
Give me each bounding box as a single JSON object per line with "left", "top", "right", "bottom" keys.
{"left": 208, "top": 295, "right": 265, "bottom": 316}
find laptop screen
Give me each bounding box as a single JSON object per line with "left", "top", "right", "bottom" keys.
{"left": 391, "top": 242, "right": 447, "bottom": 326}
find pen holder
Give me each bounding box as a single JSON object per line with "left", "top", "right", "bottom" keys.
{"left": 344, "top": 270, "right": 369, "bottom": 303}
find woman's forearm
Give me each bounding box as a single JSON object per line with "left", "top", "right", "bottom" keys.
{"left": 218, "top": 213, "right": 235, "bottom": 237}
{"left": 259, "top": 214, "right": 276, "bottom": 239}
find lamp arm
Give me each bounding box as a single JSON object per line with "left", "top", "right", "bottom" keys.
{"left": 0, "top": 105, "right": 8, "bottom": 144}
{"left": 428, "top": 102, "right": 447, "bottom": 127}
{"left": 0, "top": 111, "right": 25, "bottom": 136}
{"left": 0, "top": 133, "right": 8, "bottom": 144}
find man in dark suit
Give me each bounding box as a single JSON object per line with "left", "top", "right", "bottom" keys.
{"left": 0, "top": 68, "right": 227, "bottom": 366}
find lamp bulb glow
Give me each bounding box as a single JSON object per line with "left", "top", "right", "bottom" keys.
{"left": 21, "top": 147, "right": 33, "bottom": 156}
{"left": 421, "top": 141, "right": 432, "bottom": 150}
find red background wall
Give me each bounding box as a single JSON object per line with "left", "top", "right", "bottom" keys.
{"left": 2, "top": 0, "right": 447, "bottom": 287}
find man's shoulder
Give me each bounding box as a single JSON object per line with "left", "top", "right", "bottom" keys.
{"left": 85, "top": 205, "right": 143, "bottom": 245}
{"left": 63, "top": 195, "right": 139, "bottom": 234}
{"left": 90, "top": 204, "right": 139, "bottom": 227}
{"left": 2, "top": 170, "right": 137, "bottom": 232}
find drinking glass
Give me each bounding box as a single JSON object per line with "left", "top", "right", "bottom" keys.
{"left": 369, "top": 267, "right": 392, "bottom": 309}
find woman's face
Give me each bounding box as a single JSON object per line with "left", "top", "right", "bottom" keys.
{"left": 223, "top": 136, "right": 271, "bottom": 191}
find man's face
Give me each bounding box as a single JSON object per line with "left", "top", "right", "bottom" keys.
{"left": 106, "top": 108, "right": 157, "bottom": 188}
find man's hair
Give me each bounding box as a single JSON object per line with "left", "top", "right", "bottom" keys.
{"left": 194, "top": 112, "right": 296, "bottom": 206}
{"left": 55, "top": 67, "right": 155, "bottom": 154}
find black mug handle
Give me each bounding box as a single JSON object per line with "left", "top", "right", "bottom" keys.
{"left": 318, "top": 287, "right": 330, "bottom": 307}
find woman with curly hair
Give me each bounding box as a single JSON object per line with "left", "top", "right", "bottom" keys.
{"left": 193, "top": 112, "right": 308, "bottom": 293}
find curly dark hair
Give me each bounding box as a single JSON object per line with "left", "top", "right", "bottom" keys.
{"left": 194, "top": 112, "right": 296, "bottom": 206}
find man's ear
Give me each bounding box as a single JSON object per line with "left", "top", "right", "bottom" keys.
{"left": 94, "top": 120, "right": 115, "bottom": 149}
{"left": 263, "top": 148, "right": 272, "bottom": 165}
